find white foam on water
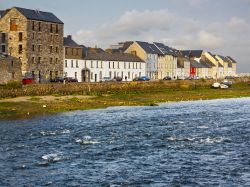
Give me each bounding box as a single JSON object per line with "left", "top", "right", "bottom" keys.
{"left": 75, "top": 136, "right": 100, "bottom": 145}
{"left": 198, "top": 125, "right": 209, "bottom": 129}
{"left": 200, "top": 136, "right": 225, "bottom": 144}
{"left": 62, "top": 129, "right": 70, "bottom": 134}
{"left": 42, "top": 153, "right": 63, "bottom": 162}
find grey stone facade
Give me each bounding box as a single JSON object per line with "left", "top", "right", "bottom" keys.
{"left": 0, "top": 7, "right": 64, "bottom": 82}
{"left": 0, "top": 54, "right": 22, "bottom": 84}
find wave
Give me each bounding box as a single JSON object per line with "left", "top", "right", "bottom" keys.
{"left": 40, "top": 129, "right": 70, "bottom": 136}
{"left": 200, "top": 136, "right": 225, "bottom": 144}
{"left": 75, "top": 136, "right": 100, "bottom": 145}
{"left": 42, "top": 153, "right": 64, "bottom": 162}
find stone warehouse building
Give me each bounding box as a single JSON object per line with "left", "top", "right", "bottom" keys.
{"left": 0, "top": 54, "right": 22, "bottom": 84}
{"left": 0, "top": 7, "right": 64, "bottom": 82}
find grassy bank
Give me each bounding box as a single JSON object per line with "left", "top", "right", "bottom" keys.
{"left": 0, "top": 80, "right": 250, "bottom": 120}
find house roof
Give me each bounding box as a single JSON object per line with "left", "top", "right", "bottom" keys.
{"left": 190, "top": 60, "right": 208, "bottom": 68}
{"left": 181, "top": 50, "right": 203, "bottom": 58}
{"left": 153, "top": 42, "right": 178, "bottom": 57}
{"left": 84, "top": 52, "right": 144, "bottom": 62}
{"left": 136, "top": 41, "right": 163, "bottom": 55}
{"left": 218, "top": 62, "right": 223, "bottom": 67}
{"left": 63, "top": 35, "right": 81, "bottom": 47}
{"left": 108, "top": 41, "right": 134, "bottom": 54}
{"left": 0, "top": 7, "right": 63, "bottom": 24}
{"left": 226, "top": 56, "right": 237, "bottom": 63}
{"left": 216, "top": 55, "right": 231, "bottom": 63}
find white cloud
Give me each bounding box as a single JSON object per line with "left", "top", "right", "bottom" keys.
{"left": 228, "top": 17, "right": 250, "bottom": 32}
{"left": 198, "top": 30, "right": 224, "bottom": 49}
{"left": 73, "top": 9, "right": 175, "bottom": 47}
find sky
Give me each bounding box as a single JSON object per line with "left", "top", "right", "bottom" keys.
{"left": 1, "top": 0, "right": 250, "bottom": 73}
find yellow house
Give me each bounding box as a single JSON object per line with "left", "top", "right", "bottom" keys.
{"left": 125, "top": 41, "right": 162, "bottom": 79}
{"left": 226, "top": 56, "right": 237, "bottom": 76}
{"left": 154, "top": 42, "right": 178, "bottom": 79}
{"left": 203, "top": 52, "right": 223, "bottom": 79}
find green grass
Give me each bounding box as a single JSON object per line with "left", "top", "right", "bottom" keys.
{"left": 0, "top": 82, "right": 250, "bottom": 120}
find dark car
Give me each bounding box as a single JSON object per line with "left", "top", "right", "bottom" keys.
{"left": 134, "top": 76, "right": 150, "bottom": 81}
{"left": 64, "top": 77, "right": 78, "bottom": 82}
{"left": 50, "top": 77, "right": 64, "bottom": 83}
{"left": 163, "top": 76, "right": 171, "bottom": 80}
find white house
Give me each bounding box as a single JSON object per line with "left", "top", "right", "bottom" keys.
{"left": 64, "top": 52, "right": 146, "bottom": 82}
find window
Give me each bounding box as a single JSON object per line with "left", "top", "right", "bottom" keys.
{"left": 101, "top": 61, "right": 103, "bottom": 68}
{"left": 124, "top": 62, "right": 126, "bottom": 69}
{"left": 113, "top": 62, "right": 115, "bottom": 69}
{"left": 129, "top": 62, "right": 131, "bottom": 69}
{"left": 55, "top": 71, "right": 58, "bottom": 78}
{"left": 109, "top": 62, "right": 111, "bottom": 68}
{"left": 128, "top": 72, "right": 131, "bottom": 79}
{"left": 11, "top": 61, "right": 14, "bottom": 67}
{"left": 56, "top": 47, "right": 58, "bottom": 53}
{"left": 1, "top": 33, "right": 6, "bottom": 43}
{"left": 75, "top": 72, "right": 77, "bottom": 79}
{"left": 32, "top": 45, "right": 35, "bottom": 52}
{"left": 18, "top": 45, "right": 22, "bottom": 54}
{"left": 32, "top": 21, "right": 35, "bottom": 31}
{"left": 96, "top": 61, "right": 99, "bottom": 68}
{"left": 121, "top": 71, "right": 124, "bottom": 78}
{"left": 71, "top": 60, "right": 73, "bottom": 68}
{"left": 50, "top": 71, "right": 53, "bottom": 80}
{"left": 91, "top": 72, "right": 93, "bottom": 80}
{"left": 118, "top": 62, "right": 120, "bottom": 69}
{"left": 55, "top": 58, "right": 58, "bottom": 64}
{"left": 131, "top": 51, "right": 137, "bottom": 56}
{"left": 65, "top": 60, "right": 67, "bottom": 67}
{"left": 99, "top": 71, "right": 102, "bottom": 80}
{"left": 38, "top": 45, "right": 41, "bottom": 52}
{"left": 50, "top": 24, "right": 53, "bottom": 33}
{"left": 10, "top": 19, "right": 18, "bottom": 31}
{"left": 38, "top": 22, "right": 41, "bottom": 31}
{"left": 91, "top": 61, "right": 93, "bottom": 68}
{"left": 38, "top": 57, "right": 41, "bottom": 63}
{"left": 32, "top": 32, "right": 35, "bottom": 40}
{"left": 1, "top": 45, "right": 6, "bottom": 53}
{"left": 49, "top": 46, "right": 53, "bottom": 53}
{"left": 109, "top": 71, "right": 112, "bottom": 78}
{"left": 76, "top": 60, "right": 78, "bottom": 68}
{"left": 32, "top": 57, "right": 35, "bottom": 63}
{"left": 56, "top": 24, "right": 59, "bottom": 33}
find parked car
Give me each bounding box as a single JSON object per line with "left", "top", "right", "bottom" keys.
{"left": 101, "top": 77, "right": 116, "bottom": 82}
{"left": 163, "top": 76, "right": 171, "bottom": 80}
{"left": 221, "top": 79, "right": 232, "bottom": 87}
{"left": 115, "top": 76, "right": 123, "bottom": 82}
{"left": 22, "top": 78, "right": 33, "bottom": 85}
{"left": 64, "top": 77, "right": 78, "bottom": 82}
{"left": 133, "top": 76, "right": 150, "bottom": 81}
{"left": 50, "top": 77, "right": 64, "bottom": 83}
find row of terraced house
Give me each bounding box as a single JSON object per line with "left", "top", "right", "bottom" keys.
{"left": 0, "top": 7, "right": 237, "bottom": 84}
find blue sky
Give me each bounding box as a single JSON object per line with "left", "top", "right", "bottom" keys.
{"left": 1, "top": 0, "right": 250, "bottom": 73}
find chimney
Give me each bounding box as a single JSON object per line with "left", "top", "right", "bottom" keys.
{"left": 67, "top": 35, "right": 72, "bottom": 40}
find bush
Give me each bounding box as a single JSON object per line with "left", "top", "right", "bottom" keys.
{"left": 5, "top": 81, "right": 22, "bottom": 89}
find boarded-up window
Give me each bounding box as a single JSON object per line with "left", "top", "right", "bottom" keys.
{"left": 10, "top": 19, "right": 18, "bottom": 31}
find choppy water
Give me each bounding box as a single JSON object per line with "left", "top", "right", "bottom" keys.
{"left": 0, "top": 98, "right": 250, "bottom": 186}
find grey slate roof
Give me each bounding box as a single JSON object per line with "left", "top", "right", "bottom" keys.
{"left": 216, "top": 55, "right": 230, "bottom": 63}
{"left": 181, "top": 50, "right": 203, "bottom": 58}
{"left": 63, "top": 35, "right": 81, "bottom": 47}
{"left": 153, "top": 42, "right": 178, "bottom": 57}
{"left": 84, "top": 52, "right": 144, "bottom": 62}
{"left": 226, "top": 56, "right": 237, "bottom": 63}
{"left": 190, "top": 60, "right": 208, "bottom": 68}
{"left": 136, "top": 41, "right": 163, "bottom": 55}
{"left": 1, "top": 7, "right": 63, "bottom": 24}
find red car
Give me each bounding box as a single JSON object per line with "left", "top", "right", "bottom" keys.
{"left": 22, "top": 78, "right": 33, "bottom": 85}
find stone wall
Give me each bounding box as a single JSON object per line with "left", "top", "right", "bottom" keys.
{"left": 0, "top": 55, "right": 22, "bottom": 84}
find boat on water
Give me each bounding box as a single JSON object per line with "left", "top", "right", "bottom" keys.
{"left": 220, "top": 84, "right": 229, "bottom": 89}
{"left": 221, "top": 79, "right": 233, "bottom": 87}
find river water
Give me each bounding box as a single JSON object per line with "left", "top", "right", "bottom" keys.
{"left": 0, "top": 98, "right": 250, "bottom": 186}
